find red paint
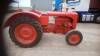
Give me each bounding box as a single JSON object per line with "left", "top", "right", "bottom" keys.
{"left": 68, "top": 34, "right": 80, "bottom": 44}
{"left": 39, "top": 14, "right": 49, "bottom": 26}
{"left": 15, "top": 23, "right": 37, "bottom": 45}
{"left": 4, "top": 10, "right": 78, "bottom": 34}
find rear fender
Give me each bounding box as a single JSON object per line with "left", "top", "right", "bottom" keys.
{"left": 3, "top": 12, "right": 41, "bottom": 28}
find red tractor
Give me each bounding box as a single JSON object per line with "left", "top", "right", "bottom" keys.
{"left": 4, "top": 10, "right": 83, "bottom": 48}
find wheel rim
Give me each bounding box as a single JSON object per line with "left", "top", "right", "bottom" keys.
{"left": 14, "top": 23, "right": 37, "bottom": 45}
{"left": 68, "top": 34, "right": 80, "bottom": 45}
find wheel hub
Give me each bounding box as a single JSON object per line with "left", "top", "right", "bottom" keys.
{"left": 68, "top": 34, "right": 80, "bottom": 44}
{"left": 14, "top": 23, "right": 37, "bottom": 44}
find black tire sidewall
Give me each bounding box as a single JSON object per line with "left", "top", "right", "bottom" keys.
{"left": 9, "top": 16, "right": 42, "bottom": 48}
{"left": 66, "top": 30, "right": 83, "bottom": 46}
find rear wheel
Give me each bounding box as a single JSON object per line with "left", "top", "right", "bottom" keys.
{"left": 9, "top": 16, "right": 42, "bottom": 48}
{"left": 65, "top": 30, "right": 83, "bottom": 46}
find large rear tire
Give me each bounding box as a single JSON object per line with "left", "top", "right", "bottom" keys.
{"left": 9, "top": 16, "right": 42, "bottom": 48}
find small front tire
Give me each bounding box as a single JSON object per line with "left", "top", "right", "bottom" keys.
{"left": 65, "top": 30, "right": 83, "bottom": 46}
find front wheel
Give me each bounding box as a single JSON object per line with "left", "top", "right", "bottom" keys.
{"left": 65, "top": 30, "right": 83, "bottom": 46}
{"left": 9, "top": 16, "right": 42, "bottom": 48}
